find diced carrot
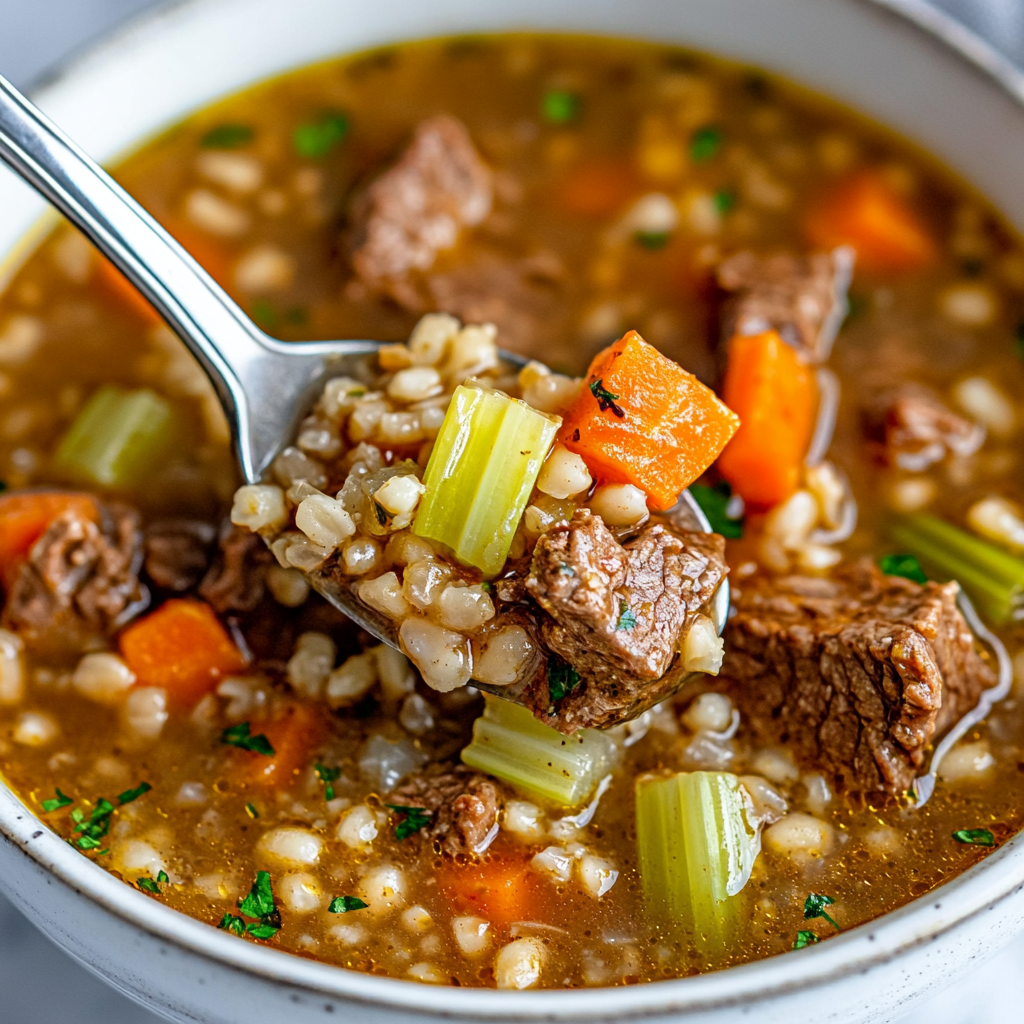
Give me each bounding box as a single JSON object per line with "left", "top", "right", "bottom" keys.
{"left": 439, "top": 855, "right": 537, "bottom": 928}
{"left": 119, "top": 599, "right": 247, "bottom": 708}
{"left": 554, "top": 159, "right": 641, "bottom": 218}
{"left": 716, "top": 330, "right": 818, "bottom": 509}
{"left": 0, "top": 492, "right": 99, "bottom": 592}
{"left": 244, "top": 703, "right": 328, "bottom": 788}
{"left": 559, "top": 331, "right": 741, "bottom": 510}
{"left": 95, "top": 258, "right": 163, "bottom": 324}
{"left": 804, "top": 170, "right": 936, "bottom": 273}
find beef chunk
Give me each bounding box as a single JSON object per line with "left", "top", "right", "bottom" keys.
{"left": 717, "top": 248, "right": 854, "bottom": 363}
{"left": 3, "top": 502, "right": 146, "bottom": 656}
{"left": 350, "top": 115, "right": 492, "bottom": 307}
{"left": 199, "top": 523, "right": 272, "bottom": 614}
{"left": 721, "top": 562, "right": 995, "bottom": 796}
{"left": 389, "top": 764, "right": 502, "bottom": 858}
{"left": 526, "top": 509, "right": 727, "bottom": 732}
{"left": 144, "top": 520, "right": 216, "bottom": 591}
{"left": 863, "top": 384, "right": 984, "bottom": 471}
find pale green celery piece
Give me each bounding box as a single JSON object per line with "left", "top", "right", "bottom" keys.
{"left": 635, "top": 771, "right": 760, "bottom": 952}
{"left": 461, "top": 697, "right": 614, "bottom": 807}
{"left": 413, "top": 383, "right": 560, "bottom": 576}
{"left": 53, "top": 385, "right": 176, "bottom": 489}
{"left": 888, "top": 514, "right": 1024, "bottom": 624}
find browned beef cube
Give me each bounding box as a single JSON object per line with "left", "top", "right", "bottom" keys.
{"left": 722, "top": 562, "right": 995, "bottom": 796}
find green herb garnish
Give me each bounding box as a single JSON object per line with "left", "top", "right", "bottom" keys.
{"left": 690, "top": 481, "right": 744, "bottom": 539}
{"left": 41, "top": 788, "right": 73, "bottom": 813}
{"left": 72, "top": 798, "right": 115, "bottom": 851}
{"left": 245, "top": 802, "right": 259, "bottom": 819}
{"left": 713, "top": 190, "right": 736, "bottom": 214}
{"left": 690, "top": 125, "right": 723, "bottom": 162}
{"left": 314, "top": 762, "right": 341, "bottom": 801}
{"left": 118, "top": 782, "right": 152, "bottom": 805}
{"left": 878, "top": 553, "right": 928, "bottom": 585}
{"left": 200, "top": 123, "right": 254, "bottom": 149}
{"left": 374, "top": 501, "right": 389, "bottom": 526}
{"left": 158, "top": 870, "right": 169, "bottom": 883}
{"left": 385, "top": 804, "right": 434, "bottom": 840}
{"left": 218, "top": 913, "right": 246, "bottom": 936}
{"left": 137, "top": 877, "right": 162, "bottom": 895}
{"left": 547, "top": 656, "right": 582, "bottom": 702}
{"left": 239, "top": 871, "right": 276, "bottom": 920}
{"left": 953, "top": 828, "right": 995, "bottom": 846}
{"left": 616, "top": 602, "right": 637, "bottom": 631}
{"left": 293, "top": 111, "right": 349, "bottom": 158}
{"left": 541, "top": 89, "right": 581, "bottom": 124}
{"left": 793, "top": 930, "right": 820, "bottom": 949}
{"left": 251, "top": 299, "right": 276, "bottom": 329}
{"left": 589, "top": 379, "right": 625, "bottom": 418}
{"left": 245, "top": 923, "right": 279, "bottom": 940}
{"left": 803, "top": 893, "right": 840, "bottom": 930}
{"left": 329, "top": 895, "right": 369, "bottom": 914}
{"left": 634, "top": 230, "right": 670, "bottom": 250}
{"left": 221, "top": 722, "right": 275, "bottom": 756}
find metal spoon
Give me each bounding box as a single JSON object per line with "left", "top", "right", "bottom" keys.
{"left": 0, "top": 73, "right": 728, "bottom": 725}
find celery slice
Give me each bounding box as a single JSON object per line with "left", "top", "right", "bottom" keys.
{"left": 53, "top": 385, "right": 176, "bottom": 489}
{"left": 887, "top": 514, "right": 1024, "bottom": 624}
{"left": 461, "top": 697, "right": 614, "bottom": 807}
{"left": 635, "top": 771, "right": 760, "bottom": 951}
{"left": 413, "top": 384, "right": 559, "bottom": 576}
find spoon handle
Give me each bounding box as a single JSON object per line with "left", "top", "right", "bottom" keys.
{"left": 0, "top": 72, "right": 314, "bottom": 482}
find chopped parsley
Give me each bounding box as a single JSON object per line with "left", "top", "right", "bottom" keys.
{"left": 690, "top": 125, "right": 723, "bottom": 162}
{"left": 239, "top": 871, "right": 277, "bottom": 920}
{"left": 329, "top": 895, "right": 369, "bottom": 914}
{"left": 158, "top": 870, "right": 169, "bottom": 883}
{"left": 879, "top": 553, "right": 928, "bottom": 585}
{"left": 616, "top": 601, "right": 637, "bottom": 631}
{"left": 224, "top": 870, "right": 281, "bottom": 939}
{"left": 41, "top": 788, "right": 73, "bottom": 813}
{"left": 246, "top": 923, "right": 280, "bottom": 940}
{"left": 547, "top": 656, "right": 582, "bottom": 702}
{"left": 589, "top": 379, "right": 625, "bottom": 418}
{"left": 71, "top": 798, "right": 115, "bottom": 851}
{"left": 793, "top": 930, "right": 820, "bottom": 949}
{"left": 541, "top": 89, "right": 581, "bottom": 124}
{"left": 251, "top": 299, "right": 276, "bottom": 328}
{"left": 953, "top": 828, "right": 995, "bottom": 846}
{"left": 803, "top": 892, "right": 840, "bottom": 930}
{"left": 221, "top": 722, "right": 275, "bottom": 756}
{"left": 385, "top": 804, "right": 434, "bottom": 840}
{"left": 713, "top": 190, "right": 736, "bottom": 214}
{"left": 118, "top": 782, "right": 152, "bottom": 805}
{"left": 245, "top": 802, "right": 259, "bottom": 819}
{"left": 314, "top": 762, "right": 341, "bottom": 801}
{"left": 218, "top": 913, "right": 246, "bottom": 936}
{"left": 137, "top": 877, "right": 162, "bottom": 895}
{"left": 200, "top": 123, "right": 254, "bottom": 149}
{"left": 374, "top": 501, "right": 390, "bottom": 526}
{"left": 634, "top": 230, "right": 670, "bottom": 250}
{"left": 293, "top": 110, "right": 350, "bottom": 158}
{"left": 846, "top": 292, "right": 869, "bottom": 322}
{"left": 690, "top": 481, "right": 744, "bottom": 539}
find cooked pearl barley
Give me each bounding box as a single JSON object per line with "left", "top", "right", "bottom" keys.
{"left": 503, "top": 800, "right": 544, "bottom": 839}
{"left": 402, "top": 906, "right": 434, "bottom": 934}
{"left": 952, "top": 376, "right": 1016, "bottom": 438}
{"left": 739, "top": 776, "right": 788, "bottom": 825}
{"left": 796, "top": 543, "right": 842, "bottom": 571}
{"left": 399, "top": 693, "right": 436, "bottom": 735}
{"left": 680, "top": 616, "right": 725, "bottom": 675}
{"left": 750, "top": 747, "right": 800, "bottom": 785}
{"left": 71, "top": 652, "right": 135, "bottom": 705}
{"left": 375, "top": 645, "right": 416, "bottom": 702}
{"left": 384, "top": 531, "right": 436, "bottom": 568}
{"left": 472, "top": 627, "right": 535, "bottom": 687}
{"left": 967, "top": 496, "right": 1024, "bottom": 552}
{"left": 679, "top": 188, "right": 722, "bottom": 235}
{"left": 349, "top": 400, "right": 388, "bottom": 441}
{"left": 256, "top": 827, "right": 323, "bottom": 868}
{"left": 938, "top": 740, "right": 995, "bottom": 782}
{"left": 359, "top": 572, "right": 411, "bottom": 619}
{"left": 374, "top": 475, "right": 426, "bottom": 517}
{"left": 522, "top": 372, "right": 581, "bottom": 415}
{"left": 402, "top": 560, "right": 451, "bottom": 609}
{"left": 319, "top": 377, "right": 369, "bottom": 421}
{"left": 0, "top": 629, "right": 25, "bottom": 706}
{"left": 683, "top": 693, "right": 733, "bottom": 733}
{"left": 114, "top": 840, "right": 166, "bottom": 878}
{"left": 278, "top": 872, "right": 322, "bottom": 914}
{"left": 938, "top": 282, "right": 997, "bottom": 327}
{"left": 537, "top": 444, "right": 593, "bottom": 499}
{"left": 447, "top": 324, "right": 498, "bottom": 376}
{"left": 588, "top": 484, "right": 649, "bottom": 528}
{"left": 184, "top": 188, "right": 251, "bottom": 236}
{"left": 295, "top": 494, "right": 355, "bottom": 551}
{"left": 0, "top": 314, "right": 44, "bottom": 365}
{"left": 523, "top": 504, "right": 555, "bottom": 535}
{"left": 531, "top": 846, "right": 574, "bottom": 882}
{"left": 234, "top": 244, "right": 295, "bottom": 292}
{"left": 284, "top": 538, "right": 331, "bottom": 572}
{"left": 764, "top": 812, "right": 835, "bottom": 858}
{"left": 802, "top": 773, "right": 833, "bottom": 816}
{"left": 579, "top": 855, "right": 619, "bottom": 898}
{"left": 495, "top": 937, "right": 545, "bottom": 990}
{"left": 196, "top": 150, "right": 264, "bottom": 193}
{"left": 387, "top": 367, "right": 443, "bottom": 404}
{"left": 399, "top": 618, "right": 472, "bottom": 692}
{"left": 273, "top": 446, "right": 327, "bottom": 490}
{"left": 409, "top": 312, "right": 460, "bottom": 366}
{"left": 121, "top": 687, "right": 168, "bottom": 741}
{"left": 805, "top": 461, "right": 846, "bottom": 528}
{"left": 326, "top": 651, "right": 378, "bottom": 708}
{"left": 266, "top": 565, "right": 310, "bottom": 607}
{"left": 376, "top": 411, "right": 425, "bottom": 447}
{"left": 764, "top": 489, "right": 818, "bottom": 549}
{"left": 13, "top": 710, "right": 58, "bottom": 746}
{"left": 359, "top": 864, "right": 407, "bottom": 917}
{"left": 286, "top": 632, "right": 336, "bottom": 700}
{"left": 407, "top": 963, "right": 445, "bottom": 984}
{"left": 329, "top": 923, "right": 367, "bottom": 946}
{"left": 341, "top": 537, "right": 382, "bottom": 576}
{"left": 452, "top": 916, "right": 491, "bottom": 956}
{"left": 435, "top": 584, "right": 495, "bottom": 632}
{"left": 888, "top": 476, "right": 937, "bottom": 513}
{"left": 230, "top": 484, "right": 288, "bottom": 535}
{"left": 336, "top": 805, "right": 379, "bottom": 848}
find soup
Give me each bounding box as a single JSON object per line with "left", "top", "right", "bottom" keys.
{"left": 1, "top": 33, "right": 1024, "bottom": 990}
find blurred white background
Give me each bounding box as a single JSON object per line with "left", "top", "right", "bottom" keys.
{"left": 2, "top": 1, "right": 1024, "bottom": 1022}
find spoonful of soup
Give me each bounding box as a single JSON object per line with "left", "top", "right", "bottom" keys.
{"left": 0, "top": 74, "right": 735, "bottom": 729}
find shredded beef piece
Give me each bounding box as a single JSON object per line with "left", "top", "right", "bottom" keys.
{"left": 389, "top": 764, "right": 502, "bottom": 858}
{"left": 144, "top": 520, "right": 216, "bottom": 591}
{"left": 863, "top": 384, "right": 984, "bottom": 471}
{"left": 349, "top": 115, "right": 492, "bottom": 307}
{"left": 3, "top": 502, "right": 146, "bottom": 655}
{"left": 717, "top": 248, "right": 854, "bottom": 363}
{"left": 199, "top": 523, "right": 272, "bottom": 614}
{"left": 526, "top": 509, "right": 727, "bottom": 732}
{"left": 721, "top": 561, "right": 995, "bottom": 796}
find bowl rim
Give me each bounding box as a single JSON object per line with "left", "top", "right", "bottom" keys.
{"left": 4, "top": 0, "right": 1024, "bottom": 1016}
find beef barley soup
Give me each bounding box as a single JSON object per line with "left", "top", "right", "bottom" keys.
{"left": 2, "top": 33, "right": 1024, "bottom": 989}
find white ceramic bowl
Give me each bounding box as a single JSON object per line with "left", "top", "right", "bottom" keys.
{"left": 3, "top": 1, "right": 1024, "bottom": 1021}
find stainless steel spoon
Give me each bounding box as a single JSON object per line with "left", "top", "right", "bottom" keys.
{"left": 0, "top": 73, "right": 728, "bottom": 725}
